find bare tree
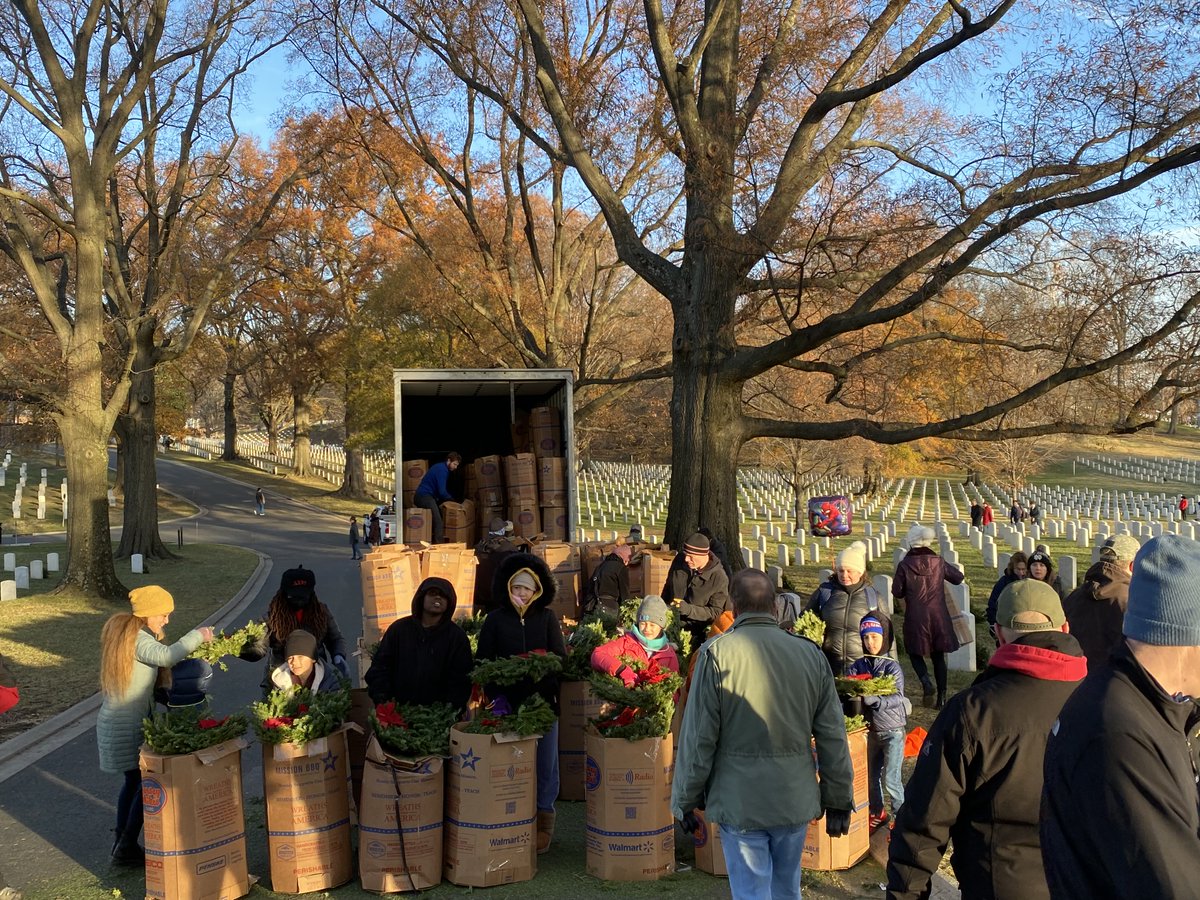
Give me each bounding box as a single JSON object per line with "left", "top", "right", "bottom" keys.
{"left": 379, "top": 0, "right": 1200, "bottom": 557}
{"left": 0, "top": 0, "right": 298, "bottom": 596}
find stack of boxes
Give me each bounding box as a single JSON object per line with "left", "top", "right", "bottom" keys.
{"left": 401, "top": 405, "right": 568, "bottom": 547}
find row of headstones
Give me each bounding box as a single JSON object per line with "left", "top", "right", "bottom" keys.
{"left": 1078, "top": 454, "right": 1200, "bottom": 485}
{"left": 0, "top": 551, "right": 61, "bottom": 599}
{"left": 0, "top": 550, "right": 151, "bottom": 601}
{"left": 1, "top": 457, "right": 68, "bottom": 521}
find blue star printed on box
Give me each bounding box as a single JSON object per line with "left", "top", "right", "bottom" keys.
{"left": 458, "top": 747, "right": 481, "bottom": 771}
{"left": 322, "top": 750, "right": 338, "bottom": 772}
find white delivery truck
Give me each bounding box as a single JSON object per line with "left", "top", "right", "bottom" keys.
{"left": 392, "top": 369, "right": 578, "bottom": 541}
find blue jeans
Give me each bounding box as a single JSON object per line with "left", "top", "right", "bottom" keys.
{"left": 868, "top": 728, "right": 905, "bottom": 815}
{"left": 719, "top": 823, "right": 805, "bottom": 899}
{"left": 536, "top": 719, "right": 559, "bottom": 812}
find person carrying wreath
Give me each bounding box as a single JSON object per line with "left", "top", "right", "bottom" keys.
{"left": 96, "top": 586, "right": 214, "bottom": 866}
{"left": 475, "top": 552, "right": 567, "bottom": 854}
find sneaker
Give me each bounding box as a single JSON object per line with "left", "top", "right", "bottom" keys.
{"left": 869, "top": 811, "right": 889, "bottom": 830}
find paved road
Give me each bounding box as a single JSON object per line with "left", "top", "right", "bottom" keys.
{"left": 0, "top": 455, "right": 364, "bottom": 893}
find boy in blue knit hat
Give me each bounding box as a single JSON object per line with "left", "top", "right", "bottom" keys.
{"left": 846, "top": 610, "right": 909, "bottom": 830}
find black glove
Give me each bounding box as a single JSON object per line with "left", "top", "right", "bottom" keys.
{"left": 238, "top": 631, "right": 268, "bottom": 662}
{"left": 680, "top": 811, "right": 702, "bottom": 835}
{"left": 825, "top": 809, "right": 851, "bottom": 837}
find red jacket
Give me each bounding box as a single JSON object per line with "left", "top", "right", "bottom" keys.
{"left": 0, "top": 653, "right": 18, "bottom": 715}
{"left": 591, "top": 632, "right": 679, "bottom": 686}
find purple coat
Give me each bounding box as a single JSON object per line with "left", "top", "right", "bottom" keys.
{"left": 893, "top": 547, "right": 964, "bottom": 656}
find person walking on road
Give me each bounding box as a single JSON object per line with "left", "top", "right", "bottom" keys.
{"left": 349, "top": 516, "right": 362, "bottom": 560}
{"left": 673, "top": 568, "right": 854, "bottom": 898}
{"left": 96, "top": 586, "right": 214, "bottom": 866}
{"left": 254, "top": 487, "right": 266, "bottom": 516}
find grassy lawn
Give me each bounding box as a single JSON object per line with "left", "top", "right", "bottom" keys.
{"left": 0, "top": 542, "right": 258, "bottom": 741}
{"left": 26, "top": 796, "right": 889, "bottom": 900}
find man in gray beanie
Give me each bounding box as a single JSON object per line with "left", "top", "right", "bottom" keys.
{"left": 1042, "top": 534, "right": 1200, "bottom": 898}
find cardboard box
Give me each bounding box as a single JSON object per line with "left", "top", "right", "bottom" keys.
{"left": 421, "top": 545, "right": 478, "bottom": 613}
{"left": 628, "top": 549, "right": 677, "bottom": 598}
{"left": 531, "top": 541, "right": 581, "bottom": 620}
{"left": 444, "top": 725, "right": 537, "bottom": 887}
{"left": 345, "top": 688, "right": 374, "bottom": 810}
{"left": 802, "top": 727, "right": 870, "bottom": 870}
{"left": 465, "top": 461, "right": 479, "bottom": 506}
{"left": 262, "top": 730, "right": 354, "bottom": 894}
{"left": 404, "top": 507, "right": 431, "bottom": 544}
{"left": 509, "top": 503, "right": 541, "bottom": 540}
{"left": 530, "top": 406, "right": 562, "bottom": 458}
{"left": 558, "top": 681, "right": 608, "bottom": 801}
{"left": 803, "top": 803, "right": 870, "bottom": 870}
{"left": 692, "top": 810, "right": 727, "bottom": 876}
{"left": 360, "top": 549, "right": 422, "bottom": 644}
{"left": 476, "top": 455, "right": 504, "bottom": 496}
{"left": 477, "top": 503, "right": 505, "bottom": 529}
{"left": 511, "top": 409, "right": 532, "bottom": 454}
{"left": 504, "top": 453, "right": 538, "bottom": 504}
{"left": 584, "top": 731, "right": 675, "bottom": 881}
{"left": 537, "top": 457, "right": 567, "bottom": 507}
{"left": 402, "top": 459, "right": 428, "bottom": 492}
{"left": 579, "top": 542, "right": 609, "bottom": 584}
{"left": 540, "top": 507, "right": 569, "bottom": 542}
{"left": 358, "top": 735, "right": 444, "bottom": 892}
{"left": 140, "top": 738, "right": 251, "bottom": 900}
{"left": 441, "top": 500, "right": 477, "bottom": 546}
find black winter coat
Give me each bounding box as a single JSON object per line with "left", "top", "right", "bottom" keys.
{"left": 806, "top": 575, "right": 877, "bottom": 675}
{"left": 364, "top": 577, "right": 473, "bottom": 711}
{"left": 1061, "top": 560, "right": 1130, "bottom": 670}
{"left": 584, "top": 553, "right": 629, "bottom": 614}
{"left": 662, "top": 553, "right": 731, "bottom": 644}
{"left": 476, "top": 552, "right": 567, "bottom": 713}
{"left": 473, "top": 535, "right": 523, "bottom": 611}
{"left": 1041, "top": 642, "right": 1200, "bottom": 900}
{"left": 887, "top": 631, "right": 1087, "bottom": 900}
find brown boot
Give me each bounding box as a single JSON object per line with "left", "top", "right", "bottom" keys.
{"left": 536, "top": 809, "right": 556, "bottom": 855}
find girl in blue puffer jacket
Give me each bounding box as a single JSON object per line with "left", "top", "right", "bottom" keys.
{"left": 848, "top": 610, "right": 911, "bottom": 830}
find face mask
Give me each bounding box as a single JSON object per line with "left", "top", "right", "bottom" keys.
{"left": 286, "top": 593, "right": 312, "bottom": 611}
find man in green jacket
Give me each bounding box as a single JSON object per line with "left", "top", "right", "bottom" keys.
{"left": 672, "top": 568, "right": 854, "bottom": 898}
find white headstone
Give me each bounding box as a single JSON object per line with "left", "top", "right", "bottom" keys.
{"left": 14, "top": 567, "right": 28, "bottom": 590}
{"left": 2, "top": 553, "right": 13, "bottom": 572}
{"left": 0, "top": 580, "right": 14, "bottom": 601}
{"left": 767, "top": 565, "right": 783, "bottom": 589}
{"left": 30, "top": 559, "right": 43, "bottom": 579}
{"left": 46, "top": 552, "right": 59, "bottom": 573}
{"left": 131, "top": 553, "right": 144, "bottom": 574}
{"left": 1059, "top": 555, "right": 1078, "bottom": 593}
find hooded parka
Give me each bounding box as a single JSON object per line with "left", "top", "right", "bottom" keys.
{"left": 475, "top": 553, "right": 567, "bottom": 711}
{"left": 364, "top": 576, "right": 473, "bottom": 710}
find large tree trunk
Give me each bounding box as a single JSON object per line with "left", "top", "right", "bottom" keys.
{"left": 339, "top": 447, "right": 368, "bottom": 497}
{"left": 665, "top": 250, "right": 745, "bottom": 567}
{"left": 291, "top": 389, "right": 315, "bottom": 478}
{"left": 117, "top": 327, "right": 175, "bottom": 560}
{"left": 57, "top": 414, "right": 127, "bottom": 601}
{"left": 222, "top": 369, "right": 239, "bottom": 459}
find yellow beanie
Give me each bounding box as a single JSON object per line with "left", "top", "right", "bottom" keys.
{"left": 130, "top": 585, "right": 175, "bottom": 618}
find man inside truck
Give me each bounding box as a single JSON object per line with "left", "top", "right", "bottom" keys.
{"left": 413, "top": 451, "right": 462, "bottom": 543}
